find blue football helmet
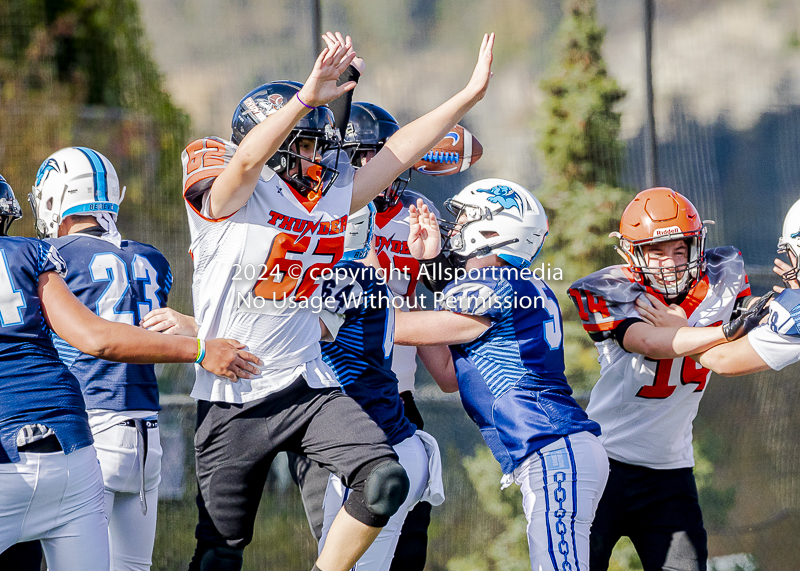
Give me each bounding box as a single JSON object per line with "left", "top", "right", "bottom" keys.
{"left": 344, "top": 102, "right": 409, "bottom": 211}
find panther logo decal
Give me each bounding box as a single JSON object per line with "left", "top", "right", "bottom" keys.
{"left": 475, "top": 185, "right": 523, "bottom": 212}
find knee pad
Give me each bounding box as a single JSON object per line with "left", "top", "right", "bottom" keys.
{"left": 197, "top": 545, "right": 244, "bottom": 571}
{"left": 344, "top": 459, "right": 409, "bottom": 528}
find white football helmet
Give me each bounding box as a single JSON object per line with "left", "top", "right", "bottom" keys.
{"left": 341, "top": 202, "right": 377, "bottom": 261}
{"left": 778, "top": 198, "right": 800, "bottom": 283}
{"left": 29, "top": 147, "right": 125, "bottom": 239}
{"left": 441, "top": 178, "right": 549, "bottom": 268}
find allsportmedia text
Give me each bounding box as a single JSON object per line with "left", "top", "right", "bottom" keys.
{"left": 230, "top": 261, "right": 563, "bottom": 287}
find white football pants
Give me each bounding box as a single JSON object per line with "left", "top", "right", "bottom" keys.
{"left": 0, "top": 445, "right": 109, "bottom": 571}
{"left": 318, "top": 432, "right": 432, "bottom": 571}
{"left": 513, "top": 431, "right": 609, "bottom": 571}
{"left": 93, "top": 422, "right": 162, "bottom": 571}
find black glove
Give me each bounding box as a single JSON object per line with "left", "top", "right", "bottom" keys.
{"left": 722, "top": 291, "right": 774, "bottom": 341}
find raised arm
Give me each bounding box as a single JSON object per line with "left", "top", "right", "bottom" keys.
{"left": 350, "top": 33, "right": 495, "bottom": 212}
{"left": 208, "top": 36, "right": 357, "bottom": 219}
{"left": 39, "top": 271, "right": 260, "bottom": 381}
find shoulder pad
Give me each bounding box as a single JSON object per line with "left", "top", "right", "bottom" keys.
{"left": 438, "top": 274, "right": 510, "bottom": 318}
{"left": 767, "top": 288, "right": 800, "bottom": 337}
{"left": 705, "top": 246, "right": 750, "bottom": 298}
{"left": 568, "top": 265, "right": 641, "bottom": 333}
{"left": 182, "top": 137, "right": 237, "bottom": 197}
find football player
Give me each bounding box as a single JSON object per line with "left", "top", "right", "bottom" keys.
{"left": 312, "top": 204, "right": 442, "bottom": 570}
{"left": 394, "top": 179, "right": 609, "bottom": 571}
{"left": 568, "top": 187, "right": 754, "bottom": 571}
{"left": 669, "top": 197, "right": 800, "bottom": 377}
{"left": 178, "top": 32, "right": 494, "bottom": 571}
{"left": 28, "top": 147, "right": 172, "bottom": 571}
{"left": 287, "top": 101, "right": 443, "bottom": 570}
{"left": 0, "top": 174, "right": 258, "bottom": 571}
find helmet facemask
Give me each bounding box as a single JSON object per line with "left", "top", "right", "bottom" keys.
{"left": 616, "top": 230, "right": 707, "bottom": 298}
{"left": 280, "top": 129, "right": 341, "bottom": 197}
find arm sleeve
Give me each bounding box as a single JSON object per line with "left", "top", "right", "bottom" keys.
{"left": 420, "top": 251, "right": 457, "bottom": 293}
{"left": 329, "top": 65, "right": 361, "bottom": 141}
{"left": 609, "top": 317, "right": 645, "bottom": 351}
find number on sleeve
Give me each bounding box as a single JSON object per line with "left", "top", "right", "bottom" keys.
{"left": 0, "top": 250, "right": 26, "bottom": 326}
{"left": 532, "top": 277, "right": 563, "bottom": 350}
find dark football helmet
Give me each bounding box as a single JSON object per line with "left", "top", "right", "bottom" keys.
{"left": 231, "top": 80, "right": 342, "bottom": 195}
{"left": 0, "top": 175, "right": 23, "bottom": 236}
{"left": 344, "top": 102, "right": 409, "bottom": 211}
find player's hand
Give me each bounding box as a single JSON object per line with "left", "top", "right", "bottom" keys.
{"left": 722, "top": 291, "right": 774, "bottom": 341}
{"left": 635, "top": 293, "right": 689, "bottom": 328}
{"left": 773, "top": 252, "right": 799, "bottom": 292}
{"left": 464, "top": 33, "right": 495, "bottom": 102}
{"left": 408, "top": 199, "right": 442, "bottom": 260}
{"left": 201, "top": 339, "right": 261, "bottom": 382}
{"left": 141, "top": 307, "right": 199, "bottom": 337}
{"left": 300, "top": 32, "right": 357, "bottom": 107}
{"left": 322, "top": 32, "right": 365, "bottom": 75}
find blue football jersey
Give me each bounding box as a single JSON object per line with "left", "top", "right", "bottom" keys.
{"left": 47, "top": 233, "right": 172, "bottom": 412}
{"left": 319, "top": 260, "right": 415, "bottom": 446}
{"left": 438, "top": 267, "right": 601, "bottom": 473}
{"left": 0, "top": 236, "right": 92, "bottom": 463}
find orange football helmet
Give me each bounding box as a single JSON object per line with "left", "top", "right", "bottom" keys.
{"left": 612, "top": 187, "right": 710, "bottom": 297}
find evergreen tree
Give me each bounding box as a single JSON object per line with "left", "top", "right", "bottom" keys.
{"left": 536, "top": 0, "right": 632, "bottom": 392}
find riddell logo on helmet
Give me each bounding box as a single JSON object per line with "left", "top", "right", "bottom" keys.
{"left": 653, "top": 226, "right": 682, "bottom": 237}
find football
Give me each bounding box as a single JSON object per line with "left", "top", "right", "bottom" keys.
{"left": 413, "top": 124, "right": 483, "bottom": 176}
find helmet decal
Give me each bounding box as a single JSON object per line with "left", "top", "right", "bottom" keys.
{"left": 475, "top": 185, "right": 523, "bottom": 213}
{"left": 35, "top": 158, "right": 60, "bottom": 187}
{"left": 243, "top": 97, "right": 268, "bottom": 121}
{"left": 441, "top": 179, "right": 548, "bottom": 269}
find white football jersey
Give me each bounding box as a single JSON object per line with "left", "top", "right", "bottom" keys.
{"left": 182, "top": 137, "right": 353, "bottom": 403}
{"left": 569, "top": 247, "right": 750, "bottom": 469}
{"left": 374, "top": 190, "right": 441, "bottom": 393}
{"left": 748, "top": 288, "right": 800, "bottom": 370}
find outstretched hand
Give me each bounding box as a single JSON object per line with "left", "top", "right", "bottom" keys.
{"left": 300, "top": 32, "right": 358, "bottom": 108}
{"left": 408, "top": 199, "right": 442, "bottom": 260}
{"left": 635, "top": 293, "right": 689, "bottom": 328}
{"left": 322, "top": 31, "right": 365, "bottom": 75}
{"left": 464, "top": 33, "right": 495, "bottom": 102}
